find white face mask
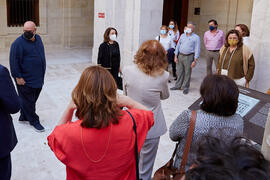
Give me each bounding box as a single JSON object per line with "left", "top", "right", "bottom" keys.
{"left": 109, "top": 34, "right": 117, "bottom": 41}
{"left": 184, "top": 28, "right": 192, "bottom": 34}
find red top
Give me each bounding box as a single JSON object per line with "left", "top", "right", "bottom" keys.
{"left": 47, "top": 109, "right": 154, "bottom": 180}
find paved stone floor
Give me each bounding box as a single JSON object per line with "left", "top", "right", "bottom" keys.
{"left": 0, "top": 48, "right": 208, "bottom": 180}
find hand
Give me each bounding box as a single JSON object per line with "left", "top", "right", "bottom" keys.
{"left": 191, "top": 59, "right": 197, "bottom": 68}
{"left": 68, "top": 100, "right": 77, "bottom": 111}
{"left": 116, "top": 94, "right": 132, "bottom": 108}
{"left": 16, "top": 78, "right": 25, "bottom": 85}
{"left": 174, "top": 56, "right": 178, "bottom": 64}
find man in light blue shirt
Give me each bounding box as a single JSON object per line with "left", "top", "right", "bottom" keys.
{"left": 171, "top": 22, "right": 200, "bottom": 94}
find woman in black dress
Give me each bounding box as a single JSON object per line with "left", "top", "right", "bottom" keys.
{"left": 98, "top": 27, "right": 121, "bottom": 89}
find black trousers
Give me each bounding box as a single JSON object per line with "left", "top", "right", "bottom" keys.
{"left": 0, "top": 154, "right": 11, "bottom": 180}
{"left": 167, "top": 48, "right": 177, "bottom": 77}
{"left": 16, "top": 85, "right": 42, "bottom": 126}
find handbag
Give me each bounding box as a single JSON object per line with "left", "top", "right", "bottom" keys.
{"left": 116, "top": 72, "right": 123, "bottom": 90}
{"left": 153, "top": 111, "right": 197, "bottom": 180}
{"left": 126, "top": 110, "right": 141, "bottom": 180}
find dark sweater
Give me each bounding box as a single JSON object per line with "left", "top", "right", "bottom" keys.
{"left": 0, "top": 65, "right": 20, "bottom": 158}
{"left": 9, "top": 34, "right": 46, "bottom": 88}
{"left": 97, "top": 41, "right": 120, "bottom": 71}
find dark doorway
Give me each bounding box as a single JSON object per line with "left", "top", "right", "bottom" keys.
{"left": 162, "top": 0, "right": 189, "bottom": 34}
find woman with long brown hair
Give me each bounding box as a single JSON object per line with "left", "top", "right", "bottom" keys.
{"left": 47, "top": 66, "right": 154, "bottom": 180}
{"left": 123, "top": 40, "right": 169, "bottom": 180}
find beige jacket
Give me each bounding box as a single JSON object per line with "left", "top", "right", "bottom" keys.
{"left": 218, "top": 45, "right": 253, "bottom": 87}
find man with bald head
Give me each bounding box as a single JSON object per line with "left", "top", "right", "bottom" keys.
{"left": 9, "top": 21, "right": 46, "bottom": 132}
{"left": 171, "top": 22, "right": 200, "bottom": 94}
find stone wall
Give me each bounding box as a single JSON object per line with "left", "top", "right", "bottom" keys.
{"left": 91, "top": 0, "right": 163, "bottom": 66}
{"left": 0, "top": 0, "right": 94, "bottom": 49}
{"left": 187, "top": 0, "right": 254, "bottom": 55}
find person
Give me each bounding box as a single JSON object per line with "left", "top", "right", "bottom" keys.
{"left": 170, "top": 22, "right": 200, "bottom": 94}
{"left": 169, "top": 74, "right": 243, "bottom": 170}
{"left": 204, "top": 19, "right": 225, "bottom": 75}
{"left": 9, "top": 21, "right": 46, "bottom": 132}
{"left": 235, "top": 24, "right": 250, "bottom": 47}
{"left": 97, "top": 27, "right": 121, "bottom": 89}
{"left": 217, "top": 29, "right": 255, "bottom": 87}
{"left": 47, "top": 66, "right": 154, "bottom": 180}
{"left": 123, "top": 40, "right": 169, "bottom": 180}
{"left": 185, "top": 135, "right": 270, "bottom": 180}
{"left": 155, "top": 25, "right": 175, "bottom": 81}
{"left": 168, "top": 20, "right": 180, "bottom": 79}
{"left": 0, "top": 65, "right": 20, "bottom": 180}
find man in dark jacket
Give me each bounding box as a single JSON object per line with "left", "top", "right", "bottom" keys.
{"left": 9, "top": 21, "right": 46, "bottom": 132}
{"left": 0, "top": 64, "right": 20, "bottom": 180}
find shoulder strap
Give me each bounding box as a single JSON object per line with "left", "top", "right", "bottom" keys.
{"left": 126, "top": 110, "right": 140, "bottom": 180}
{"left": 158, "top": 35, "right": 160, "bottom": 42}
{"left": 179, "top": 111, "right": 197, "bottom": 174}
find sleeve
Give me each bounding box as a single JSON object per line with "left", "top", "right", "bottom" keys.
{"left": 47, "top": 126, "right": 68, "bottom": 165}
{"left": 129, "top": 109, "right": 154, "bottom": 151}
{"left": 174, "top": 35, "right": 183, "bottom": 55}
{"left": 245, "top": 54, "right": 255, "bottom": 82}
{"left": 203, "top": 32, "right": 207, "bottom": 47}
{"left": 155, "top": 36, "right": 159, "bottom": 41}
{"left": 0, "top": 67, "right": 20, "bottom": 114}
{"left": 194, "top": 36, "right": 201, "bottom": 59}
{"left": 97, "top": 44, "right": 103, "bottom": 65}
{"left": 160, "top": 72, "right": 170, "bottom": 100}
{"left": 9, "top": 42, "right": 23, "bottom": 78}
{"left": 169, "top": 110, "right": 191, "bottom": 141}
{"left": 176, "top": 31, "right": 180, "bottom": 40}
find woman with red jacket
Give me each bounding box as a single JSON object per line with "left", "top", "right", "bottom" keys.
{"left": 47, "top": 66, "right": 154, "bottom": 180}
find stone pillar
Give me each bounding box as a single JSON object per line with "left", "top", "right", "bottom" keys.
{"left": 249, "top": 0, "right": 270, "bottom": 92}
{"left": 92, "top": 0, "right": 163, "bottom": 67}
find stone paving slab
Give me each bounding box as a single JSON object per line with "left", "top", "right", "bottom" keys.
{"left": 0, "top": 48, "right": 208, "bottom": 179}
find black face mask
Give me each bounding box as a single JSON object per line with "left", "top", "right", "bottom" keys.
{"left": 24, "top": 31, "right": 34, "bottom": 40}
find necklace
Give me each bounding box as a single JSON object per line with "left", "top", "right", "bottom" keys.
{"left": 80, "top": 124, "right": 112, "bottom": 163}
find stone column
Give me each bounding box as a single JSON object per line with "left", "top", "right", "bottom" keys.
{"left": 249, "top": 0, "right": 270, "bottom": 92}
{"left": 92, "top": 0, "right": 163, "bottom": 67}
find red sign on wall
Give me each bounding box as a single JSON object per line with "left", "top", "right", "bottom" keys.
{"left": 98, "top": 13, "right": 105, "bottom": 18}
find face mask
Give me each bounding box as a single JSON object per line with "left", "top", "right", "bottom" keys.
{"left": 160, "top": 30, "right": 167, "bottom": 35}
{"left": 24, "top": 31, "right": 34, "bottom": 40}
{"left": 109, "top": 34, "right": 117, "bottom": 41}
{"left": 228, "top": 39, "right": 238, "bottom": 46}
{"left": 169, "top": 25, "right": 174, "bottom": 29}
{"left": 184, "top": 28, "right": 192, "bottom": 34}
{"left": 209, "top": 26, "right": 215, "bottom": 31}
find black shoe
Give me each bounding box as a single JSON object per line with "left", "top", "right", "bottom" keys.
{"left": 32, "top": 123, "right": 45, "bottom": 133}
{"left": 174, "top": 77, "right": 177, "bottom": 81}
{"left": 183, "top": 89, "right": 189, "bottom": 94}
{"left": 168, "top": 80, "right": 171, "bottom": 83}
{"left": 170, "top": 87, "right": 180, "bottom": 90}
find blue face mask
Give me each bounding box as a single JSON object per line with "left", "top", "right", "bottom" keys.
{"left": 160, "top": 30, "right": 167, "bottom": 35}
{"left": 169, "top": 25, "right": 174, "bottom": 29}
{"left": 209, "top": 26, "right": 216, "bottom": 31}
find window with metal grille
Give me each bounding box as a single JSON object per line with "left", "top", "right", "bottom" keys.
{"left": 6, "top": 0, "right": 39, "bottom": 27}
